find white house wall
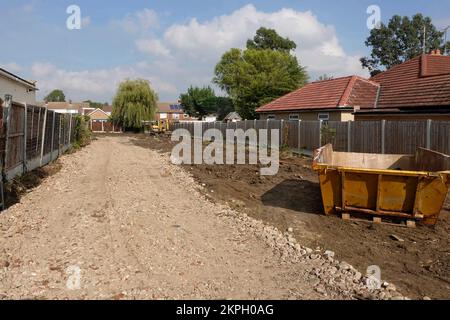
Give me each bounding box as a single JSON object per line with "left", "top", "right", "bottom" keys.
{"left": 0, "top": 76, "right": 37, "bottom": 105}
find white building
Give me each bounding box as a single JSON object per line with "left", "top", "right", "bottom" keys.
{"left": 0, "top": 68, "right": 38, "bottom": 105}
{"left": 38, "top": 101, "right": 91, "bottom": 114}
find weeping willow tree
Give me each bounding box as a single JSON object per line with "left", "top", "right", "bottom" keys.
{"left": 111, "top": 79, "right": 158, "bottom": 130}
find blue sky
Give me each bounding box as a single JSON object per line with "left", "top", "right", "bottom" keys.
{"left": 1, "top": 0, "right": 449, "bottom": 102}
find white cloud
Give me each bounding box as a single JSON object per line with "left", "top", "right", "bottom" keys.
{"left": 157, "top": 4, "right": 367, "bottom": 77}
{"left": 1, "top": 62, "right": 24, "bottom": 73}
{"left": 26, "top": 5, "right": 368, "bottom": 103}
{"left": 136, "top": 9, "right": 160, "bottom": 30}
{"left": 82, "top": 16, "right": 92, "bottom": 28}
{"left": 136, "top": 39, "right": 171, "bottom": 58}
{"left": 117, "top": 8, "right": 159, "bottom": 33}
{"left": 31, "top": 63, "right": 177, "bottom": 102}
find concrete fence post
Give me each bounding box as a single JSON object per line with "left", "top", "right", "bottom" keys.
{"left": 58, "top": 114, "right": 62, "bottom": 156}
{"left": 298, "top": 120, "right": 302, "bottom": 152}
{"left": 3, "top": 95, "right": 12, "bottom": 175}
{"left": 23, "top": 104, "right": 28, "bottom": 173}
{"left": 381, "top": 120, "right": 386, "bottom": 154}
{"left": 35, "top": 108, "right": 41, "bottom": 155}
{"left": 426, "top": 119, "right": 432, "bottom": 149}
{"left": 280, "top": 119, "right": 284, "bottom": 146}
{"left": 39, "top": 108, "right": 48, "bottom": 166}
{"left": 50, "top": 112, "right": 55, "bottom": 161}
{"left": 68, "top": 114, "right": 73, "bottom": 144}
{"left": 347, "top": 121, "right": 352, "bottom": 152}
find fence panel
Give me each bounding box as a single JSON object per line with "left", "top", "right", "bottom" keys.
{"left": 385, "top": 121, "right": 427, "bottom": 154}
{"left": 285, "top": 120, "right": 299, "bottom": 150}
{"left": 169, "top": 119, "right": 450, "bottom": 155}
{"left": 299, "top": 121, "right": 321, "bottom": 151}
{"left": 324, "top": 121, "right": 349, "bottom": 152}
{"left": 43, "top": 111, "right": 54, "bottom": 158}
{"left": 351, "top": 121, "right": 382, "bottom": 153}
{"left": 26, "top": 106, "right": 37, "bottom": 160}
{"left": 5, "top": 103, "right": 26, "bottom": 178}
{"left": 0, "top": 103, "right": 79, "bottom": 186}
{"left": 431, "top": 121, "right": 450, "bottom": 155}
{"left": 25, "top": 106, "right": 45, "bottom": 171}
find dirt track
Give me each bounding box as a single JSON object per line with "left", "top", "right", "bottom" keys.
{"left": 0, "top": 135, "right": 345, "bottom": 300}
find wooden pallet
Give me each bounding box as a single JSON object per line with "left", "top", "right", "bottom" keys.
{"left": 341, "top": 212, "right": 416, "bottom": 228}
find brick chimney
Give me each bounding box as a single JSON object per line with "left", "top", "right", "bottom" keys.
{"left": 430, "top": 49, "right": 442, "bottom": 55}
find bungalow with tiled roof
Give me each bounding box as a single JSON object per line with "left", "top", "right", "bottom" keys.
{"left": 256, "top": 76, "right": 379, "bottom": 122}
{"left": 155, "top": 102, "right": 196, "bottom": 123}
{"left": 257, "top": 51, "right": 450, "bottom": 122}
{"left": 355, "top": 50, "right": 450, "bottom": 120}
{"left": 86, "top": 107, "right": 122, "bottom": 133}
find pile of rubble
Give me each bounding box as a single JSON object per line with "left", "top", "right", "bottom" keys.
{"left": 163, "top": 154, "right": 407, "bottom": 300}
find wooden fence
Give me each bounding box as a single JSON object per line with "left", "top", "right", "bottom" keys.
{"left": 170, "top": 119, "right": 450, "bottom": 155}
{"left": 1, "top": 97, "right": 77, "bottom": 182}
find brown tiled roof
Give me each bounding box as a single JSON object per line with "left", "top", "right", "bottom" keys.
{"left": 256, "top": 76, "right": 379, "bottom": 113}
{"left": 368, "top": 53, "right": 450, "bottom": 109}
{"left": 157, "top": 102, "right": 185, "bottom": 114}
{"left": 102, "top": 105, "right": 113, "bottom": 113}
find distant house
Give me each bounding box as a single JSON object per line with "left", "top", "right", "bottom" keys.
{"left": 202, "top": 114, "right": 218, "bottom": 122}
{"left": 86, "top": 106, "right": 121, "bottom": 133}
{"left": 41, "top": 101, "right": 91, "bottom": 114}
{"left": 0, "top": 67, "right": 38, "bottom": 105}
{"left": 223, "top": 111, "right": 242, "bottom": 123}
{"left": 155, "top": 102, "right": 194, "bottom": 123}
{"left": 257, "top": 51, "right": 450, "bottom": 122}
{"left": 354, "top": 51, "right": 450, "bottom": 120}
{"left": 256, "top": 76, "right": 379, "bottom": 122}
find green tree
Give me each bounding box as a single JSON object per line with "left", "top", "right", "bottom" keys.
{"left": 214, "top": 48, "right": 307, "bottom": 119}
{"left": 247, "top": 27, "right": 297, "bottom": 53}
{"left": 111, "top": 79, "right": 158, "bottom": 130}
{"left": 44, "top": 89, "right": 66, "bottom": 102}
{"left": 180, "top": 86, "right": 217, "bottom": 119}
{"left": 361, "top": 14, "right": 449, "bottom": 76}
{"left": 213, "top": 97, "right": 235, "bottom": 121}
{"left": 83, "top": 100, "right": 109, "bottom": 109}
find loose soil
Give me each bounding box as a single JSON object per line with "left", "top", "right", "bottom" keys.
{"left": 132, "top": 133, "right": 450, "bottom": 300}
{"left": 1, "top": 135, "right": 356, "bottom": 300}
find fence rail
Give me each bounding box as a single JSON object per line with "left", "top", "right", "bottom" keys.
{"left": 170, "top": 119, "right": 450, "bottom": 155}
{"left": 1, "top": 97, "right": 77, "bottom": 182}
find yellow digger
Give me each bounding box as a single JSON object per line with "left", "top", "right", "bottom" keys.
{"left": 148, "top": 120, "right": 170, "bottom": 135}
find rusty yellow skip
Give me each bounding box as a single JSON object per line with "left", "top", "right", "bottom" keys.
{"left": 312, "top": 144, "right": 450, "bottom": 226}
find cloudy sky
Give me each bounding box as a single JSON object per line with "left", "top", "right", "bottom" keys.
{"left": 1, "top": 0, "right": 449, "bottom": 103}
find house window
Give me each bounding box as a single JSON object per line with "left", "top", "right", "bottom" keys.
{"left": 160, "top": 113, "right": 168, "bottom": 119}
{"left": 318, "top": 113, "right": 330, "bottom": 122}
{"left": 289, "top": 114, "right": 300, "bottom": 121}
{"left": 267, "top": 114, "right": 276, "bottom": 120}
{"left": 173, "top": 113, "right": 180, "bottom": 120}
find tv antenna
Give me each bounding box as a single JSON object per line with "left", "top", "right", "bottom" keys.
{"left": 443, "top": 26, "right": 450, "bottom": 55}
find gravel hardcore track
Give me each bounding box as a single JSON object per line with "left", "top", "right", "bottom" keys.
{"left": 0, "top": 136, "right": 402, "bottom": 300}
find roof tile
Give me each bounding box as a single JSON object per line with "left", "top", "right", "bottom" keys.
{"left": 368, "top": 54, "right": 450, "bottom": 109}
{"left": 257, "top": 76, "right": 379, "bottom": 112}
